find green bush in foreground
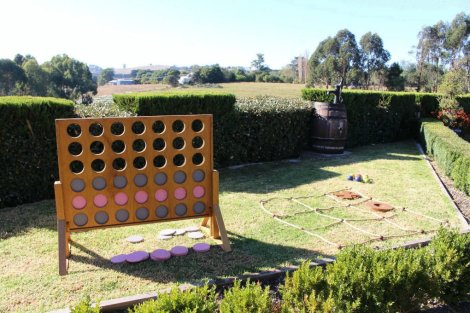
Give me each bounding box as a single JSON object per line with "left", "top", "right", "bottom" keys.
{"left": 70, "top": 296, "right": 99, "bottom": 313}
{"left": 130, "top": 284, "right": 217, "bottom": 313}
{"left": 420, "top": 118, "right": 470, "bottom": 195}
{"left": 220, "top": 279, "right": 271, "bottom": 313}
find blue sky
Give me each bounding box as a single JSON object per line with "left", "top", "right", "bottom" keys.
{"left": 1, "top": 0, "right": 469, "bottom": 69}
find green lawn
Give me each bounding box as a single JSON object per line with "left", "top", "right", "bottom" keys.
{"left": 0, "top": 140, "right": 466, "bottom": 312}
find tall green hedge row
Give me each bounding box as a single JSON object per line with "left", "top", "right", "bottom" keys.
{"left": 302, "top": 89, "right": 419, "bottom": 147}
{"left": 114, "top": 92, "right": 312, "bottom": 166}
{"left": 0, "top": 96, "right": 75, "bottom": 208}
{"left": 413, "top": 92, "right": 470, "bottom": 116}
{"left": 420, "top": 118, "right": 470, "bottom": 195}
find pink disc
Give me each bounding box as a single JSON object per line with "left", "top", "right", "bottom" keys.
{"left": 150, "top": 249, "right": 171, "bottom": 261}
{"left": 126, "top": 251, "right": 149, "bottom": 263}
{"left": 114, "top": 192, "right": 128, "bottom": 205}
{"left": 155, "top": 189, "right": 168, "bottom": 202}
{"left": 93, "top": 194, "right": 108, "bottom": 208}
{"left": 192, "top": 186, "right": 205, "bottom": 198}
{"left": 174, "top": 187, "right": 186, "bottom": 200}
{"left": 135, "top": 191, "right": 148, "bottom": 204}
{"left": 193, "top": 243, "right": 211, "bottom": 253}
{"left": 72, "top": 196, "right": 87, "bottom": 209}
{"left": 170, "top": 246, "right": 189, "bottom": 256}
{"left": 110, "top": 254, "right": 128, "bottom": 264}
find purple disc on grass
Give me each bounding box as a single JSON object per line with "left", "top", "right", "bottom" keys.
{"left": 126, "top": 251, "right": 149, "bottom": 263}
{"left": 110, "top": 254, "right": 128, "bottom": 264}
{"left": 193, "top": 243, "right": 210, "bottom": 253}
{"left": 150, "top": 249, "right": 171, "bottom": 261}
{"left": 171, "top": 246, "right": 189, "bottom": 256}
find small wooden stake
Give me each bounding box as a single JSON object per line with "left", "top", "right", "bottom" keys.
{"left": 58, "top": 219, "right": 68, "bottom": 275}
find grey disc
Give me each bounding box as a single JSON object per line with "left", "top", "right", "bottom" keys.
{"left": 70, "top": 178, "right": 85, "bottom": 192}
{"left": 92, "top": 177, "right": 106, "bottom": 190}
{"left": 187, "top": 231, "right": 205, "bottom": 239}
{"left": 157, "top": 234, "right": 172, "bottom": 240}
{"left": 94, "top": 211, "right": 109, "bottom": 224}
{"left": 160, "top": 229, "right": 176, "bottom": 236}
{"left": 174, "top": 229, "right": 186, "bottom": 236}
{"left": 193, "top": 202, "right": 206, "bottom": 214}
{"left": 134, "top": 174, "right": 148, "bottom": 187}
{"left": 136, "top": 207, "right": 149, "bottom": 220}
{"left": 175, "top": 204, "right": 187, "bottom": 216}
{"left": 185, "top": 226, "right": 200, "bottom": 232}
{"left": 126, "top": 235, "right": 144, "bottom": 243}
{"left": 154, "top": 173, "right": 167, "bottom": 185}
{"left": 192, "top": 170, "right": 205, "bottom": 182}
{"left": 73, "top": 213, "right": 88, "bottom": 226}
{"left": 155, "top": 205, "right": 168, "bottom": 218}
{"left": 173, "top": 171, "right": 186, "bottom": 184}
{"left": 114, "top": 175, "right": 128, "bottom": 189}
{"left": 115, "top": 209, "right": 129, "bottom": 222}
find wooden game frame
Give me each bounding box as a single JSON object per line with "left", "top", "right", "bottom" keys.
{"left": 54, "top": 115, "right": 231, "bottom": 275}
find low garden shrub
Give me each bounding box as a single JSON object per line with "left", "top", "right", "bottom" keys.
{"left": 130, "top": 284, "right": 218, "bottom": 313}
{"left": 420, "top": 118, "right": 470, "bottom": 195}
{"left": 220, "top": 279, "right": 271, "bottom": 313}
{"left": 301, "top": 89, "right": 419, "bottom": 147}
{"left": 0, "top": 96, "right": 75, "bottom": 209}
{"left": 70, "top": 296, "right": 99, "bottom": 313}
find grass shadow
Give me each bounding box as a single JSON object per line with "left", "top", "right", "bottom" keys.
{"left": 69, "top": 231, "right": 332, "bottom": 284}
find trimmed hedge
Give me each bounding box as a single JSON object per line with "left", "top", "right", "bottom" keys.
{"left": 414, "top": 93, "right": 470, "bottom": 116}
{"left": 112, "top": 91, "right": 236, "bottom": 117}
{"left": 302, "top": 89, "right": 418, "bottom": 147}
{"left": 113, "top": 93, "right": 312, "bottom": 167}
{"left": 420, "top": 118, "right": 470, "bottom": 195}
{"left": 0, "top": 96, "right": 75, "bottom": 209}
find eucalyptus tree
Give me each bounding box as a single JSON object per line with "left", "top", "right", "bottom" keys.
{"left": 360, "top": 32, "right": 390, "bottom": 89}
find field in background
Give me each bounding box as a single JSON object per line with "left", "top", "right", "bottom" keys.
{"left": 97, "top": 82, "right": 305, "bottom": 98}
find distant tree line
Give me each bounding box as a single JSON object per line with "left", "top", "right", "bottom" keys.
{"left": 0, "top": 54, "right": 97, "bottom": 102}
{"left": 306, "top": 12, "right": 469, "bottom": 93}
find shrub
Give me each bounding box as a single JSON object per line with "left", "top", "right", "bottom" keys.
{"left": 302, "top": 89, "right": 418, "bottom": 147}
{"left": 427, "top": 228, "right": 470, "bottom": 304}
{"left": 420, "top": 118, "right": 470, "bottom": 195}
{"left": 280, "top": 261, "right": 334, "bottom": 313}
{"left": 69, "top": 296, "right": 100, "bottom": 313}
{"left": 416, "top": 92, "right": 440, "bottom": 116}
{"left": 74, "top": 95, "right": 134, "bottom": 117}
{"left": 220, "top": 279, "right": 271, "bottom": 313}
{"left": 130, "top": 285, "right": 217, "bottom": 313}
{"left": 0, "top": 96, "right": 75, "bottom": 209}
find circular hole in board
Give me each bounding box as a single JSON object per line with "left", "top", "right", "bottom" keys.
{"left": 133, "top": 156, "right": 147, "bottom": 169}
{"left": 91, "top": 159, "right": 105, "bottom": 172}
{"left": 92, "top": 177, "right": 106, "bottom": 190}
{"left": 111, "top": 140, "right": 125, "bottom": 153}
{"left": 155, "top": 205, "right": 169, "bottom": 218}
{"left": 192, "top": 153, "right": 204, "bottom": 165}
{"left": 172, "top": 120, "right": 185, "bottom": 133}
{"left": 192, "top": 136, "right": 204, "bottom": 149}
{"left": 68, "top": 142, "right": 82, "bottom": 156}
{"left": 70, "top": 178, "right": 85, "bottom": 192}
{"left": 133, "top": 139, "right": 146, "bottom": 152}
{"left": 113, "top": 158, "right": 126, "bottom": 171}
{"left": 153, "top": 155, "right": 166, "bottom": 168}
{"left": 173, "top": 154, "right": 185, "bottom": 167}
{"left": 89, "top": 123, "right": 104, "bottom": 136}
{"left": 152, "top": 120, "right": 165, "bottom": 134}
{"left": 132, "top": 121, "right": 145, "bottom": 134}
{"left": 192, "top": 170, "right": 205, "bottom": 182}
{"left": 115, "top": 209, "right": 129, "bottom": 222}
{"left": 90, "top": 141, "right": 104, "bottom": 154}
{"left": 172, "top": 137, "right": 185, "bottom": 150}
{"left": 67, "top": 124, "right": 81, "bottom": 137}
{"left": 111, "top": 122, "right": 124, "bottom": 135}
{"left": 192, "top": 119, "right": 203, "bottom": 132}
{"left": 173, "top": 171, "right": 186, "bottom": 184}
{"left": 153, "top": 138, "right": 165, "bottom": 151}
{"left": 70, "top": 160, "right": 84, "bottom": 174}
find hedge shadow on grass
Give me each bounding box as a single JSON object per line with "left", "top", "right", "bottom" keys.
{"left": 69, "top": 232, "right": 330, "bottom": 284}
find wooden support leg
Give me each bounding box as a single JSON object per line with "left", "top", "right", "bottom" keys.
{"left": 201, "top": 216, "right": 209, "bottom": 227}
{"left": 58, "top": 219, "right": 68, "bottom": 275}
{"left": 212, "top": 205, "right": 231, "bottom": 252}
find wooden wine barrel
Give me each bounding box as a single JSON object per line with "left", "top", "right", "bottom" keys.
{"left": 310, "top": 101, "right": 348, "bottom": 154}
